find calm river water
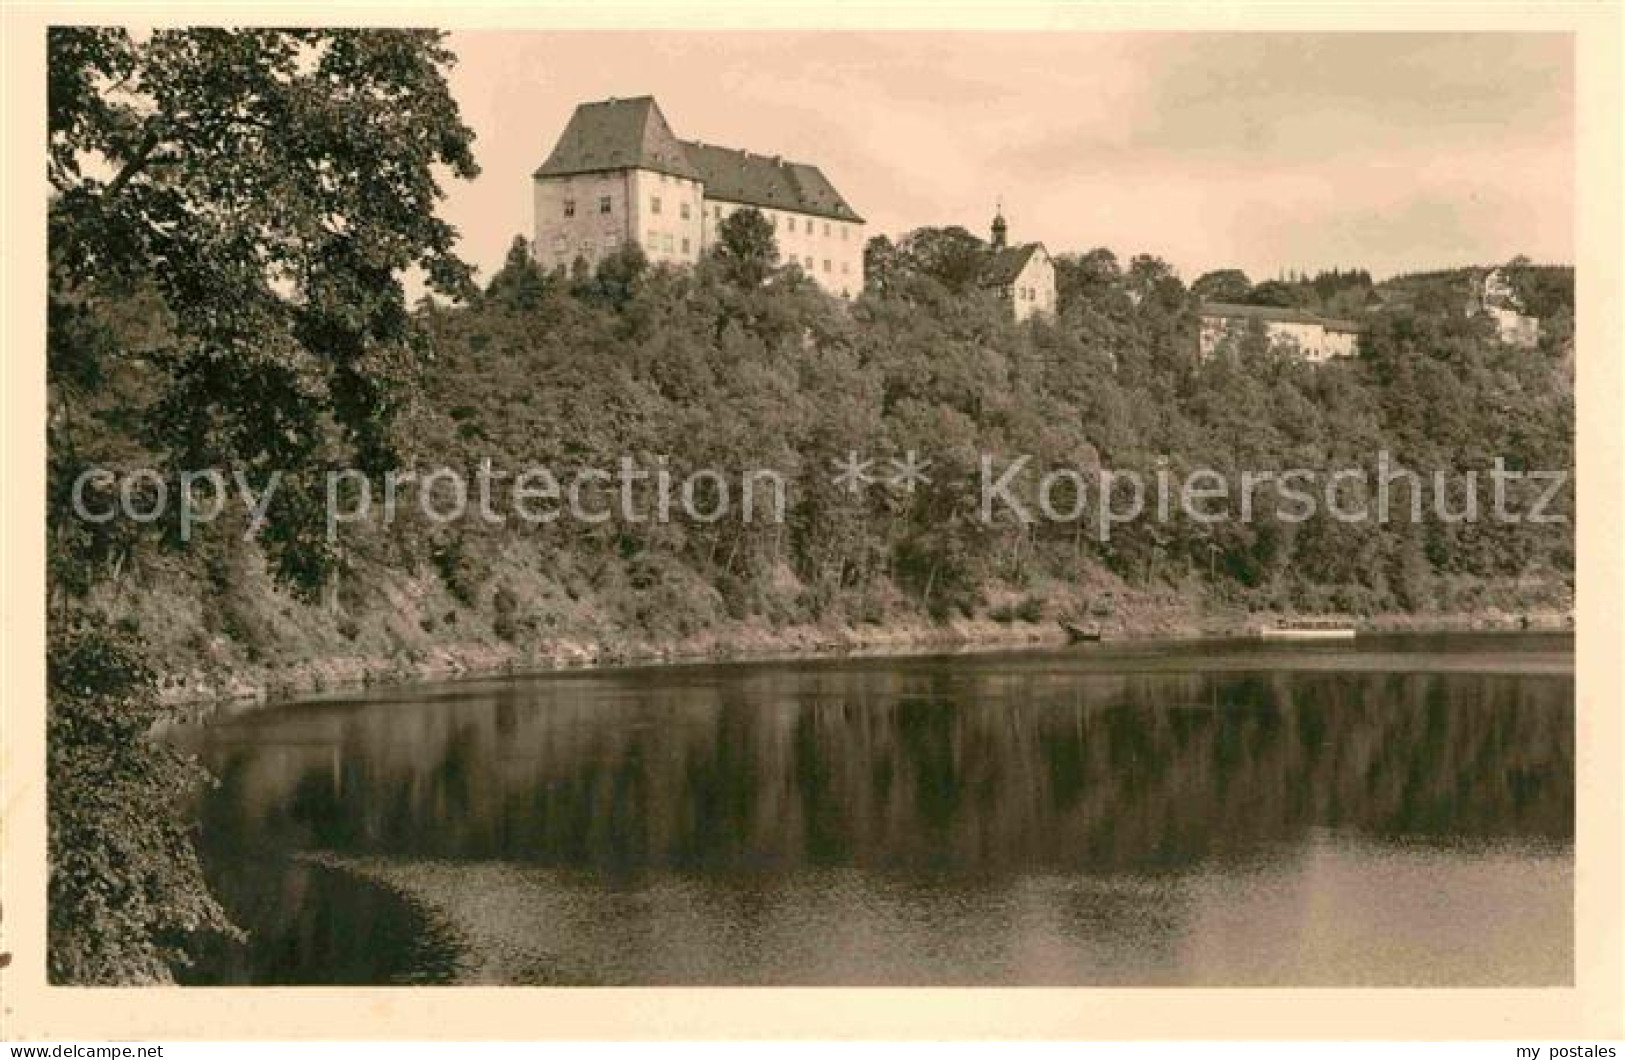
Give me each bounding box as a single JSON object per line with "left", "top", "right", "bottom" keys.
{"left": 169, "top": 633, "right": 1573, "bottom": 986}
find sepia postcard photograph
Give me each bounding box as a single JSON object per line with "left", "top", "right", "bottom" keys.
{"left": 1, "top": 0, "right": 1621, "bottom": 1047}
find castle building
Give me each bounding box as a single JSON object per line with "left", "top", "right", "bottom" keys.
{"left": 532, "top": 96, "right": 865, "bottom": 296}
{"left": 979, "top": 209, "right": 1055, "bottom": 322}
{"left": 1197, "top": 303, "right": 1361, "bottom": 362}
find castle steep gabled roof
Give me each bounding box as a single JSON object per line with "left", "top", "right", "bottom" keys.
{"left": 533, "top": 96, "right": 700, "bottom": 180}
{"left": 532, "top": 96, "right": 862, "bottom": 223}
{"left": 680, "top": 141, "right": 863, "bottom": 223}
{"left": 981, "top": 243, "right": 1047, "bottom": 287}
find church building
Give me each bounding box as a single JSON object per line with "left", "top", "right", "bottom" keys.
{"left": 980, "top": 209, "right": 1056, "bottom": 322}
{"left": 532, "top": 96, "right": 866, "bottom": 297}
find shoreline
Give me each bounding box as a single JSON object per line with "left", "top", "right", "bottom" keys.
{"left": 158, "top": 606, "right": 1573, "bottom": 716}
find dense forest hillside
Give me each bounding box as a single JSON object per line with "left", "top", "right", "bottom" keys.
{"left": 71, "top": 232, "right": 1576, "bottom": 702}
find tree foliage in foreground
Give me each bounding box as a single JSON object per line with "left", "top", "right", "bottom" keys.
{"left": 46, "top": 27, "right": 478, "bottom": 983}
{"left": 710, "top": 207, "right": 781, "bottom": 288}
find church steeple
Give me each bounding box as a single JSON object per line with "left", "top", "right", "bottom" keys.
{"left": 991, "top": 200, "right": 1008, "bottom": 250}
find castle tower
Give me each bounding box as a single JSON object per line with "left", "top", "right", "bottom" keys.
{"left": 990, "top": 203, "right": 1008, "bottom": 250}
{"left": 531, "top": 96, "right": 706, "bottom": 272}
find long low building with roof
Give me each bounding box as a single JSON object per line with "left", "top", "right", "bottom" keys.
{"left": 532, "top": 96, "right": 865, "bottom": 297}
{"left": 1197, "top": 302, "right": 1362, "bottom": 362}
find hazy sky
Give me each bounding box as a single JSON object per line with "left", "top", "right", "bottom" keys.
{"left": 439, "top": 31, "right": 1573, "bottom": 284}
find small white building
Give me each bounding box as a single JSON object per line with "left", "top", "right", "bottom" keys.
{"left": 979, "top": 210, "right": 1055, "bottom": 322}
{"left": 1198, "top": 303, "right": 1361, "bottom": 362}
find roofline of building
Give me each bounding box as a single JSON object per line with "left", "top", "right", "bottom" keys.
{"left": 1200, "top": 301, "right": 1363, "bottom": 332}
{"left": 979, "top": 241, "right": 1049, "bottom": 287}
{"left": 533, "top": 96, "right": 863, "bottom": 221}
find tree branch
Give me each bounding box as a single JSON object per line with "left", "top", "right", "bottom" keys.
{"left": 102, "top": 127, "right": 162, "bottom": 200}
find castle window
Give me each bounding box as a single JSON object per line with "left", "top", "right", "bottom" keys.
{"left": 713, "top": 205, "right": 722, "bottom": 219}
{"left": 787, "top": 217, "right": 796, "bottom": 233}
{"left": 680, "top": 202, "right": 690, "bottom": 220}
{"left": 647, "top": 229, "right": 658, "bottom": 248}
{"left": 824, "top": 222, "right": 831, "bottom": 237}
{"left": 663, "top": 233, "right": 675, "bottom": 253}
{"left": 599, "top": 196, "right": 612, "bottom": 214}
{"left": 681, "top": 237, "right": 690, "bottom": 254}
{"left": 563, "top": 199, "right": 576, "bottom": 218}
{"left": 804, "top": 255, "right": 813, "bottom": 269}
{"left": 841, "top": 225, "right": 848, "bottom": 241}
{"left": 842, "top": 261, "right": 850, "bottom": 274}
{"left": 651, "top": 196, "right": 662, "bottom": 215}
{"left": 823, "top": 259, "right": 831, "bottom": 273}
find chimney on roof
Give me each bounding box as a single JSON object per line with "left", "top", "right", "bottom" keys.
{"left": 607, "top": 96, "right": 617, "bottom": 104}
{"left": 773, "top": 155, "right": 783, "bottom": 166}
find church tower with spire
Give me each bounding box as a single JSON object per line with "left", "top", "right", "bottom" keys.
{"left": 977, "top": 201, "right": 1055, "bottom": 322}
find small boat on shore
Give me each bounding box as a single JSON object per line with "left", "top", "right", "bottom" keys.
{"left": 1062, "top": 621, "right": 1104, "bottom": 643}
{"left": 1258, "top": 620, "right": 1356, "bottom": 641}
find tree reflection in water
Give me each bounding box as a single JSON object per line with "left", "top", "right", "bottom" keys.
{"left": 172, "top": 638, "right": 1573, "bottom": 985}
